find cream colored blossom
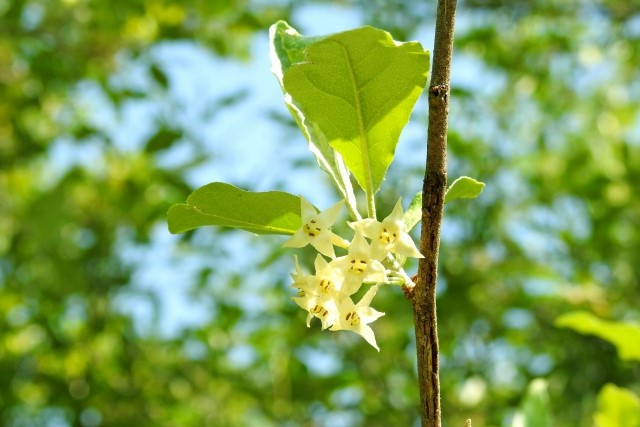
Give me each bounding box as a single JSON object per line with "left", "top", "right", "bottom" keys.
{"left": 330, "top": 231, "right": 387, "bottom": 299}
{"left": 352, "top": 199, "right": 423, "bottom": 260}
{"left": 330, "top": 285, "right": 385, "bottom": 351}
{"left": 283, "top": 198, "right": 348, "bottom": 258}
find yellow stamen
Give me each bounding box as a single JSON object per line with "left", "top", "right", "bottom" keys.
{"left": 349, "top": 258, "right": 367, "bottom": 273}
{"left": 311, "top": 304, "right": 328, "bottom": 317}
{"left": 345, "top": 311, "right": 361, "bottom": 326}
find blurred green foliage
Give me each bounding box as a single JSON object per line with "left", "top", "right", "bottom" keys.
{"left": 1, "top": 0, "right": 639, "bottom": 426}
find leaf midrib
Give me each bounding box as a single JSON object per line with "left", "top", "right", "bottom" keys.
{"left": 333, "top": 39, "right": 374, "bottom": 204}
{"left": 185, "top": 205, "right": 296, "bottom": 234}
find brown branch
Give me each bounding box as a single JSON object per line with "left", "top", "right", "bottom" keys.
{"left": 410, "top": 0, "right": 457, "bottom": 427}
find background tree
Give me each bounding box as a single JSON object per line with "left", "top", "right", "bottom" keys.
{"left": 1, "top": 0, "right": 638, "bottom": 426}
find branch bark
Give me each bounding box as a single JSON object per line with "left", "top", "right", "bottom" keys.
{"left": 410, "top": 1, "right": 457, "bottom": 426}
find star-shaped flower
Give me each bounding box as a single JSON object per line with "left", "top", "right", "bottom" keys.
{"left": 352, "top": 199, "right": 423, "bottom": 260}
{"left": 283, "top": 198, "right": 349, "bottom": 258}
{"left": 290, "top": 255, "right": 314, "bottom": 296}
{"left": 330, "top": 285, "right": 385, "bottom": 351}
{"left": 290, "top": 255, "right": 343, "bottom": 329}
{"left": 308, "top": 254, "right": 343, "bottom": 296}
{"left": 292, "top": 292, "right": 339, "bottom": 330}
{"left": 330, "top": 231, "right": 387, "bottom": 299}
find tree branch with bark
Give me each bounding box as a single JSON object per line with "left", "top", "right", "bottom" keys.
{"left": 408, "top": 0, "right": 458, "bottom": 426}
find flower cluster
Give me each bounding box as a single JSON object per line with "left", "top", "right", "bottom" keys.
{"left": 283, "top": 198, "right": 423, "bottom": 350}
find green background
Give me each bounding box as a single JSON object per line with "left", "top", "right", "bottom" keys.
{"left": 1, "top": 0, "right": 639, "bottom": 426}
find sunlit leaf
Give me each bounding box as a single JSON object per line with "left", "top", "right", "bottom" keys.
{"left": 594, "top": 384, "right": 640, "bottom": 427}
{"left": 403, "top": 176, "right": 485, "bottom": 232}
{"left": 555, "top": 311, "right": 640, "bottom": 362}
{"left": 444, "top": 176, "right": 485, "bottom": 204}
{"left": 270, "top": 21, "right": 358, "bottom": 217}
{"left": 277, "top": 21, "right": 429, "bottom": 198}
{"left": 167, "top": 182, "right": 301, "bottom": 235}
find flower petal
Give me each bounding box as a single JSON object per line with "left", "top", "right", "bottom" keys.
{"left": 356, "top": 324, "right": 380, "bottom": 351}
{"left": 309, "top": 236, "right": 336, "bottom": 258}
{"left": 395, "top": 233, "right": 423, "bottom": 258}
{"left": 316, "top": 199, "right": 344, "bottom": 227}
{"left": 282, "top": 230, "right": 310, "bottom": 249}
{"left": 300, "top": 197, "right": 319, "bottom": 221}
{"left": 364, "top": 260, "right": 388, "bottom": 284}
{"left": 357, "top": 284, "right": 381, "bottom": 307}
{"left": 388, "top": 198, "right": 405, "bottom": 223}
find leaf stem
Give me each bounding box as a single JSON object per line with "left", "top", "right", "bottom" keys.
{"left": 366, "top": 191, "right": 376, "bottom": 219}
{"left": 408, "top": 0, "right": 457, "bottom": 426}
{"left": 333, "top": 153, "right": 363, "bottom": 221}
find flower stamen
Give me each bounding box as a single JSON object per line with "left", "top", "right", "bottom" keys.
{"left": 310, "top": 304, "right": 329, "bottom": 318}
{"left": 349, "top": 259, "right": 368, "bottom": 273}
{"left": 345, "top": 311, "right": 361, "bottom": 326}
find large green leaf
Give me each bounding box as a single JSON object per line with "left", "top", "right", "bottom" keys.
{"left": 167, "top": 182, "right": 301, "bottom": 235}
{"left": 594, "top": 384, "right": 640, "bottom": 427}
{"left": 280, "top": 23, "right": 429, "bottom": 198}
{"left": 555, "top": 311, "right": 640, "bottom": 362}
{"left": 270, "top": 21, "right": 359, "bottom": 219}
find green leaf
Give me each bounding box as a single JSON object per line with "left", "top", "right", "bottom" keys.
{"left": 555, "top": 311, "right": 640, "bottom": 362}
{"left": 403, "top": 176, "right": 486, "bottom": 231}
{"left": 402, "top": 191, "right": 422, "bottom": 233}
{"left": 444, "top": 176, "right": 485, "bottom": 204}
{"left": 513, "top": 379, "right": 553, "bottom": 427}
{"left": 594, "top": 384, "right": 640, "bottom": 427}
{"left": 145, "top": 128, "right": 182, "bottom": 153}
{"left": 270, "top": 22, "right": 359, "bottom": 219}
{"left": 167, "top": 182, "right": 301, "bottom": 235}
{"left": 277, "top": 22, "right": 429, "bottom": 198}
{"left": 150, "top": 63, "right": 169, "bottom": 89}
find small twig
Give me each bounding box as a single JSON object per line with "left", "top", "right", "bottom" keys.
{"left": 410, "top": 0, "right": 458, "bottom": 426}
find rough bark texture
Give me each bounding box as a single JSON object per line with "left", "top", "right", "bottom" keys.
{"left": 411, "top": 1, "right": 457, "bottom": 426}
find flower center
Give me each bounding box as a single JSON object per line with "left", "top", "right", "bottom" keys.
{"left": 319, "top": 279, "right": 333, "bottom": 294}
{"left": 348, "top": 258, "right": 368, "bottom": 274}
{"left": 345, "top": 311, "right": 361, "bottom": 326}
{"left": 378, "top": 227, "right": 397, "bottom": 244}
{"left": 310, "top": 304, "right": 329, "bottom": 318}
{"left": 303, "top": 219, "right": 322, "bottom": 237}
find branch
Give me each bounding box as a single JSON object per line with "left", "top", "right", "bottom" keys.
{"left": 410, "top": 0, "right": 457, "bottom": 426}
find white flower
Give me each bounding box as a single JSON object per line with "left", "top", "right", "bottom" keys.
{"left": 309, "top": 254, "right": 343, "bottom": 295}
{"left": 290, "top": 255, "right": 307, "bottom": 286}
{"left": 291, "top": 255, "right": 342, "bottom": 329}
{"left": 330, "top": 231, "right": 387, "bottom": 299}
{"left": 292, "top": 292, "right": 339, "bottom": 330}
{"left": 352, "top": 199, "right": 423, "bottom": 260}
{"left": 283, "top": 198, "right": 349, "bottom": 258}
{"left": 330, "top": 285, "right": 385, "bottom": 351}
{"left": 290, "top": 255, "right": 314, "bottom": 296}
